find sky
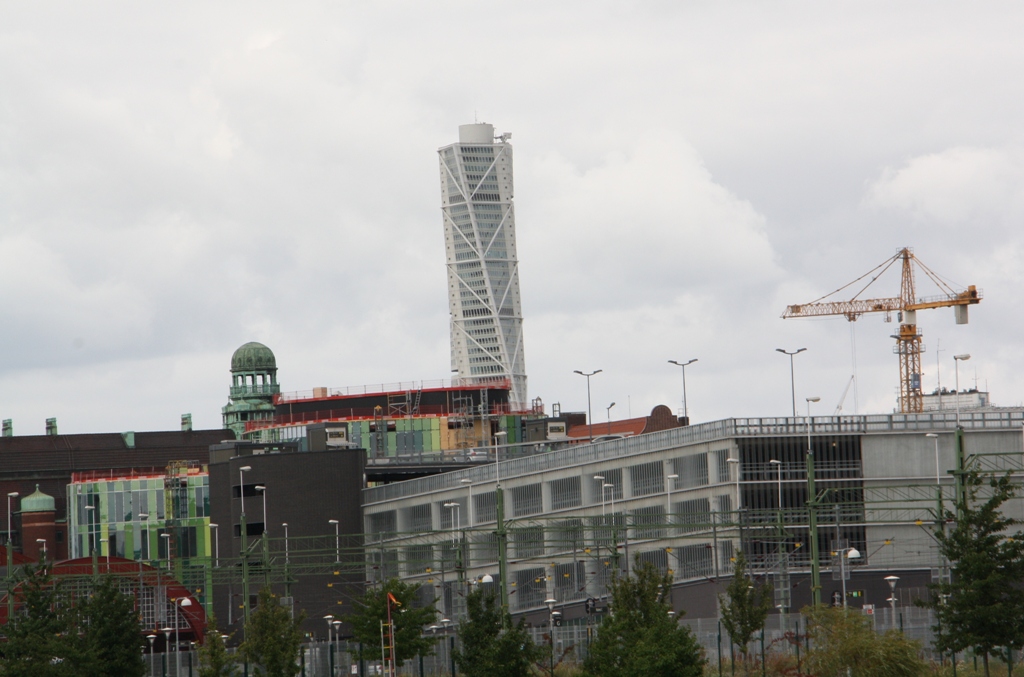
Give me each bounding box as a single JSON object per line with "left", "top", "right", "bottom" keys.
{"left": 2, "top": 2, "right": 1024, "bottom": 434}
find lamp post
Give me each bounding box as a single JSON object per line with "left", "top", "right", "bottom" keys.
{"left": 460, "top": 479, "right": 473, "bottom": 527}
{"left": 6, "top": 491, "right": 18, "bottom": 621}
{"left": 209, "top": 523, "right": 219, "bottom": 567}
{"left": 666, "top": 474, "right": 678, "bottom": 530}
{"left": 837, "top": 547, "right": 860, "bottom": 607}
{"left": 493, "top": 430, "right": 507, "bottom": 483}
{"left": 926, "top": 433, "right": 941, "bottom": 485}
{"left": 36, "top": 538, "right": 47, "bottom": 562}
{"left": 146, "top": 634, "right": 156, "bottom": 677}
{"left": 573, "top": 369, "right": 603, "bottom": 440}
{"left": 606, "top": 402, "right": 616, "bottom": 435}
{"left": 953, "top": 354, "right": 971, "bottom": 426}
{"left": 885, "top": 575, "right": 900, "bottom": 630}
{"left": 329, "top": 519, "right": 340, "bottom": 563}
{"left": 769, "top": 460, "right": 783, "bottom": 522}
{"left": 174, "top": 597, "right": 192, "bottom": 676}
{"left": 324, "top": 615, "right": 335, "bottom": 676}
{"left": 805, "top": 396, "right": 822, "bottom": 605}
{"left": 668, "top": 359, "right": 698, "bottom": 422}
{"left": 545, "top": 597, "right": 558, "bottom": 677}
{"left": 255, "top": 486, "right": 267, "bottom": 534}
{"left": 238, "top": 464, "right": 252, "bottom": 633}
{"left": 161, "top": 627, "right": 172, "bottom": 677}
{"left": 776, "top": 348, "right": 807, "bottom": 417}
{"left": 160, "top": 533, "right": 171, "bottom": 571}
{"left": 593, "top": 476, "right": 606, "bottom": 516}
{"left": 282, "top": 523, "right": 289, "bottom": 564}
{"left": 332, "top": 619, "right": 342, "bottom": 673}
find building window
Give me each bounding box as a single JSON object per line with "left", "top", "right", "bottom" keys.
{"left": 549, "top": 476, "right": 581, "bottom": 510}
{"left": 629, "top": 461, "right": 665, "bottom": 496}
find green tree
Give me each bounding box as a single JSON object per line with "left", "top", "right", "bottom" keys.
{"left": 803, "top": 605, "right": 927, "bottom": 677}
{"left": 80, "top": 575, "right": 146, "bottom": 677}
{"left": 583, "top": 559, "right": 704, "bottom": 677}
{"left": 238, "top": 588, "right": 306, "bottom": 677}
{"left": 199, "top": 613, "right": 238, "bottom": 677}
{"left": 718, "top": 551, "right": 773, "bottom": 672}
{"left": 0, "top": 564, "right": 98, "bottom": 677}
{"left": 453, "top": 586, "right": 542, "bottom": 677}
{"left": 924, "top": 471, "right": 1024, "bottom": 676}
{"left": 344, "top": 578, "right": 436, "bottom": 665}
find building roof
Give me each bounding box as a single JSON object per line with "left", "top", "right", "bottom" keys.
{"left": 567, "top": 404, "right": 681, "bottom": 440}
{"left": 231, "top": 342, "right": 276, "bottom": 372}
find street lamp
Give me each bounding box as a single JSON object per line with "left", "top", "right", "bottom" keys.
{"left": 460, "top": 478, "right": 473, "bottom": 527}
{"left": 6, "top": 491, "right": 18, "bottom": 621}
{"left": 282, "top": 523, "right": 289, "bottom": 564}
{"left": 161, "top": 627, "right": 172, "bottom": 676}
{"left": 493, "top": 430, "right": 507, "bottom": 483}
{"left": 776, "top": 348, "right": 807, "bottom": 417}
{"left": 84, "top": 504, "right": 95, "bottom": 556}
{"left": 255, "top": 485, "right": 267, "bottom": 534}
{"left": 837, "top": 547, "right": 860, "bottom": 607}
{"left": 885, "top": 575, "right": 900, "bottom": 630}
{"left": 36, "top": 538, "right": 47, "bottom": 562}
{"left": 329, "top": 519, "right": 340, "bottom": 563}
{"left": 545, "top": 597, "right": 558, "bottom": 677}
{"left": 926, "top": 433, "right": 941, "bottom": 485}
{"left": 209, "top": 523, "right": 219, "bottom": 567}
{"left": 573, "top": 369, "right": 603, "bottom": 440}
{"left": 727, "top": 458, "right": 741, "bottom": 513}
{"left": 238, "top": 465, "right": 252, "bottom": 515}
{"left": 593, "top": 476, "right": 606, "bottom": 516}
{"left": 668, "top": 359, "right": 698, "bottom": 422}
{"left": 160, "top": 533, "right": 171, "bottom": 571}
{"left": 769, "top": 460, "right": 783, "bottom": 520}
{"left": 324, "top": 615, "right": 335, "bottom": 675}
{"left": 606, "top": 402, "right": 616, "bottom": 435}
{"left": 953, "top": 354, "right": 971, "bottom": 426}
{"left": 146, "top": 634, "right": 156, "bottom": 677}
{"left": 805, "top": 396, "right": 821, "bottom": 605}
{"left": 174, "top": 597, "right": 192, "bottom": 675}
{"left": 666, "top": 474, "right": 678, "bottom": 530}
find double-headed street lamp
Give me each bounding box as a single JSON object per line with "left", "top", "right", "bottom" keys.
{"left": 668, "top": 359, "right": 698, "bottom": 422}
{"left": 573, "top": 369, "right": 602, "bottom": 440}
{"left": 776, "top": 348, "right": 807, "bottom": 417}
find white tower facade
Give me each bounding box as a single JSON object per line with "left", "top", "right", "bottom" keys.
{"left": 439, "top": 123, "right": 527, "bottom": 409}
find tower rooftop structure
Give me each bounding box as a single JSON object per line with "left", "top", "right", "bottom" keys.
{"left": 439, "top": 122, "right": 528, "bottom": 409}
{"left": 222, "top": 342, "right": 279, "bottom": 438}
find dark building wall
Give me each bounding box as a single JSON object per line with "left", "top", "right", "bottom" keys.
{"left": 209, "top": 445, "right": 365, "bottom": 640}
{"left": 0, "top": 429, "right": 229, "bottom": 555}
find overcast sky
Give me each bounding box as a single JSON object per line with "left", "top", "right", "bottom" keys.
{"left": 2, "top": 2, "right": 1023, "bottom": 434}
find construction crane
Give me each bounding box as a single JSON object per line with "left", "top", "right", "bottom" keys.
{"left": 782, "top": 247, "right": 981, "bottom": 413}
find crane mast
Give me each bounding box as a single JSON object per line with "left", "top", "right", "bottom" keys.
{"left": 783, "top": 248, "right": 981, "bottom": 414}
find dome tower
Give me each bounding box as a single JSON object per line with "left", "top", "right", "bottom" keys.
{"left": 222, "top": 342, "right": 280, "bottom": 438}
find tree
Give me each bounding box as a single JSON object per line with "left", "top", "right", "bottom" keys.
{"left": 718, "top": 551, "right": 773, "bottom": 672}
{"left": 583, "top": 559, "right": 705, "bottom": 677}
{"left": 924, "top": 471, "right": 1024, "bottom": 676}
{"left": 199, "top": 613, "right": 238, "bottom": 677}
{"left": 0, "top": 564, "right": 98, "bottom": 677}
{"left": 79, "top": 575, "right": 146, "bottom": 677}
{"left": 238, "top": 588, "right": 306, "bottom": 677}
{"left": 344, "top": 578, "right": 436, "bottom": 665}
{"left": 452, "top": 586, "right": 542, "bottom": 677}
{"left": 803, "top": 605, "right": 927, "bottom": 677}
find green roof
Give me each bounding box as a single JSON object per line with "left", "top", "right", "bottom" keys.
{"left": 231, "top": 342, "right": 277, "bottom": 372}
{"left": 21, "top": 484, "right": 54, "bottom": 513}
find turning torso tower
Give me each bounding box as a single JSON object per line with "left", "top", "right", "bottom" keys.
{"left": 438, "top": 123, "right": 528, "bottom": 410}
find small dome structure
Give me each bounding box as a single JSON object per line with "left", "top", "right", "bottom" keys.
{"left": 21, "top": 485, "right": 55, "bottom": 513}
{"left": 231, "top": 342, "right": 277, "bottom": 373}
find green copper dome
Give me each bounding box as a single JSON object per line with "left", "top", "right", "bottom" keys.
{"left": 231, "top": 342, "right": 277, "bottom": 372}
{"left": 21, "top": 485, "right": 55, "bottom": 513}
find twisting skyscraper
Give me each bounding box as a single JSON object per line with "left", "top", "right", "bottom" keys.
{"left": 439, "top": 123, "right": 527, "bottom": 409}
